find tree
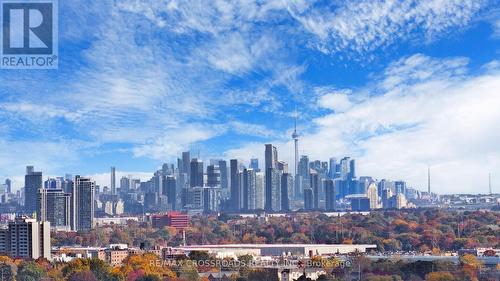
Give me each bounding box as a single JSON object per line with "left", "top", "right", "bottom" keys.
{"left": 136, "top": 274, "right": 161, "bottom": 281}
{"left": 17, "top": 261, "right": 47, "bottom": 281}
{"left": 425, "top": 271, "right": 455, "bottom": 281}
{"left": 0, "top": 262, "right": 16, "bottom": 281}
{"left": 68, "top": 270, "right": 98, "bottom": 281}
{"left": 459, "top": 254, "right": 481, "bottom": 269}
{"left": 89, "top": 258, "right": 113, "bottom": 281}
{"left": 178, "top": 264, "right": 199, "bottom": 281}
{"left": 188, "top": 251, "right": 211, "bottom": 262}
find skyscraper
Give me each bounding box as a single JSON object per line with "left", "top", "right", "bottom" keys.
{"left": 250, "top": 158, "right": 259, "bottom": 171}
{"left": 325, "top": 179, "right": 335, "bottom": 211}
{"left": 281, "top": 173, "right": 293, "bottom": 211}
{"left": 37, "top": 188, "right": 71, "bottom": 231}
{"left": 265, "top": 144, "right": 278, "bottom": 211}
{"left": 207, "top": 165, "right": 221, "bottom": 187}
{"left": 5, "top": 179, "right": 11, "bottom": 194}
{"left": 203, "top": 187, "right": 221, "bottom": 213}
{"left": 297, "top": 155, "right": 310, "bottom": 197}
{"left": 328, "top": 158, "right": 337, "bottom": 179}
{"left": 240, "top": 169, "right": 249, "bottom": 211}
{"left": 270, "top": 169, "right": 283, "bottom": 211}
{"left": 304, "top": 188, "right": 313, "bottom": 211}
{"left": 310, "top": 170, "right": 320, "bottom": 209}
{"left": 110, "top": 166, "right": 116, "bottom": 195}
{"left": 245, "top": 169, "right": 264, "bottom": 210}
{"left": 367, "top": 183, "right": 378, "bottom": 210}
{"left": 230, "top": 159, "right": 240, "bottom": 211}
{"left": 182, "top": 151, "right": 191, "bottom": 182}
{"left": 73, "top": 176, "right": 95, "bottom": 231}
{"left": 120, "top": 176, "right": 130, "bottom": 191}
{"left": 166, "top": 176, "right": 177, "bottom": 210}
{"left": 394, "top": 181, "right": 406, "bottom": 195}
{"left": 24, "top": 166, "right": 42, "bottom": 216}
{"left": 265, "top": 144, "right": 278, "bottom": 170}
{"left": 218, "top": 160, "right": 228, "bottom": 190}
{"left": 190, "top": 159, "right": 204, "bottom": 187}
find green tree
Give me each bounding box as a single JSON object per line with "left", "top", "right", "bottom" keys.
{"left": 17, "top": 262, "right": 47, "bottom": 281}
{"left": 0, "top": 262, "right": 15, "bottom": 281}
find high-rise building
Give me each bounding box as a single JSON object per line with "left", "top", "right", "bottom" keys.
{"left": 165, "top": 176, "right": 176, "bottom": 210}
{"left": 265, "top": 144, "right": 278, "bottom": 211}
{"left": 349, "top": 159, "right": 356, "bottom": 179}
{"left": 394, "top": 181, "right": 406, "bottom": 195}
{"left": 230, "top": 159, "right": 240, "bottom": 211}
{"left": 203, "top": 187, "right": 221, "bottom": 213}
{"left": 120, "top": 176, "right": 130, "bottom": 191}
{"left": 270, "top": 168, "right": 283, "bottom": 211}
{"left": 366, "top": 183, "right": 378, "bottom": 210}
{"left": 37, "top": 188, "right": 71, "bottom": 231}
{"left": 0, "top": 217, "right": 50, "bottom": 259}
{"left": 218, "top": 160, "right": 228, "bottom": 190}
{"left": 328, "top": 158, "right": 337, "bottom": 179}
{"left": 238, "top": 169, "right": 266, "bottom": 211}
{"left": 73, "top": 176, "right": 95, "bottom": 231}
{"left": 24, "top": 166, "right": 42, "bottom": 216}
{"left": 207, "top": 165, "right": 221, "bottom": 187}
{"left": 281, "top": 173, "right": 293, "bottom": 211}
{"left": 111, "top": 166, "right": 116, "bottom": 195}
{"left": 185, "top": 187, "right": 203, "bottom": 210}
{"left": 250, "top": 158, "right": 259, "bottom": 171}
{"left": 182, "top": 151, "right": 191, "bottom": 181}
{"left": 265, "top": 144, "right": 278, "bottom": 170}
{"left": 381, "top": 188, "right": 393, "bottom": 209}
{"left": 297, "top": 155, "right": 310, "bottom": 198}
{"left": 239, "top": 169, "right": 249, "bottom": 211}
{"left": 162, "top": 163, "right": 174, "bottom": 176}
{"left": 277, "top": 160, "right": 288, "bottom": 173}
{"left": 378, "top": 179, "right": 394, "bottom": 198}
{"left": 310, "top": 171, "right": 320, "bottom": 209}
{"left": 325, "top": 179, "right": 335, "bottom": 211}
{"left": 5, "top": 179, "right": 11, "bottom": 194}
{"left": 357, "top": 177, "right": 372, "bottom": 194}
{"left": 44, "top": 177, "right": 62, "bottom": 189}
{"left": 304, "top": 188, "right": 313, "bottom": 211}
{"left": 190, "top": 159, "right": 204, "bottom": 188}
{"left": 176, "top": 172, "right": 188, "bottom": 208}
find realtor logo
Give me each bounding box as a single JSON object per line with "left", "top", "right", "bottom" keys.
{"left": 1, "top": 0, "right": 58, "bottom": 69}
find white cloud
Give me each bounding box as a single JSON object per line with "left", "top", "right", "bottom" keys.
{"left": 0, "top": 138, "right": 84, "bottom": 190}
{"left": 317, "top": 92, "right": 353, "bottom": 112}
{"left": 286, "top": 0, "right": 485, "bottom": 55}
{"left": 132, "top": 124, "right": 224, "bottom": 160}
{"left": 228, "top": 121, "right": 278, "bottom": 138}
{"left": 227, "top": 55, "right": 500, "bottom": 194}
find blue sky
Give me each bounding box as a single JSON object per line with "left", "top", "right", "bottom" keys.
{"left": 1, "top": 0, "right": 500, "bottom": 193}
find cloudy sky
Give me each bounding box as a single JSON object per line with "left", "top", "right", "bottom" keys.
{"left": 1, "top": 0, "right": 500, "bottom": 194}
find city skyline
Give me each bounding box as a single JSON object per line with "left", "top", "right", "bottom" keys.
{"left": 1, "top": 148, "right": 495, "bottom": 197}
{"left": 1, "top": 1, "right": 500, "bottom": 194}
{"left": 0, "top": 149, "right": 497, "bottom": 196}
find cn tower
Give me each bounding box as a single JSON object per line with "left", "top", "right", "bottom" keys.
{"left": 292, "top": 108, "right": 299, "bottom": 177}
